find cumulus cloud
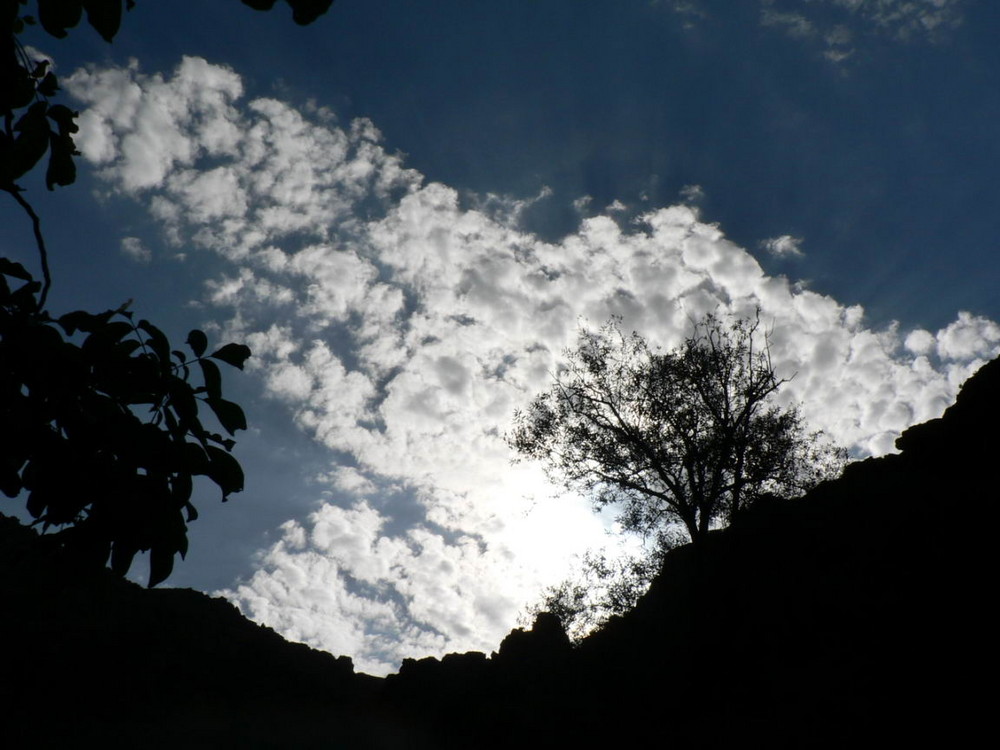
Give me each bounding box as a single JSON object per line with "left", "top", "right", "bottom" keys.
{"left": 69, "top": 57, "right": 245, "bottom": 190}
{"left": 68, "top": 57, "right": 998, "bottom": 675}
{"left": 935, "top": 311, "right": 1000, "bottom": 361}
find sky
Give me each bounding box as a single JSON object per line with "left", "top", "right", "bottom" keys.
{"left": 3, "top": 0, "right": 1000, "bottom": 675}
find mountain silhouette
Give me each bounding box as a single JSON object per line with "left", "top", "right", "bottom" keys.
{"left": 3, "top": 358, "right": 996, "bottom": 748}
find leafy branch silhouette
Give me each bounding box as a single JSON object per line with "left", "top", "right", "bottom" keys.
{"left": 1, "top": 259, "right": 250, "bottom": 585}
{"left": 0, "top": 0, "right": 333, "bottom": 584}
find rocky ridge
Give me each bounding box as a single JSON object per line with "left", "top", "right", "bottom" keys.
{"left": 3, "top": 358, "right": 997, "bottom": 747}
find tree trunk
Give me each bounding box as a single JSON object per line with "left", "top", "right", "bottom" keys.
{"left": 683, "top": 510, "right": 701, "bottom": 545}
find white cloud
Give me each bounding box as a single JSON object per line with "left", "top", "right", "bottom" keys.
{"left": 679, "top": 184, "right": 705, "bottom": 204}
{"left": 119, "top": 236, "right": 151, "bottom": 263}
{"left": 68, "top": 57, "right": 244, "bottom": 190}
{"left": 935, "top": 311, "right": 1000, "bottom": 361}
{"left": 904, "top": 328, "right": 935, "bottom": 355}
{"left": 761, "top": 234, "right": 805, "bottom": 258}
{"left": 68, "top": 57, "right": 999, "bottom": 675}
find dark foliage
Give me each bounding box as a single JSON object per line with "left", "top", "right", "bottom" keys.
{"left": 0, "top": 0, "right": 332, "bottom": 585}
{"left": 525, "top": 547, "right": 666, "bottom": 643}
{"left": 0, "top": 259, "right": 250, "bottom": 585}
{"left": 241, "top": 0, "right": 335, "bottom": 26}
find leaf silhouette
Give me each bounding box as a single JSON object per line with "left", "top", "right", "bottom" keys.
{"left": 210, "top": 343, "right": 252, "bottom": 370}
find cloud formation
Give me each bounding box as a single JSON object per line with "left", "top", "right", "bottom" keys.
{"left": 119, "top": 236, "right": 151, "bottom": 263}
{"left": 68, "top": 57, "right": 998, "bottom": 674}
{"left": 761, "top": 234, "right": 805, "bottom": 258}
{"left": 666, "top": 1, "right": 966, "bottom": 61}
{"left": 759, "top": 0, "right": 966, "bottom": 60}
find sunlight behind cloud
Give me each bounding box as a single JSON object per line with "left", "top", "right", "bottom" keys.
{"left": 66, "top": 56, "right": 998, "bottom": 674}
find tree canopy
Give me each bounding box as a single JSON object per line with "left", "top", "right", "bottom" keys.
{"left": 510, "top": 313, "right": 845, "bottom": 547}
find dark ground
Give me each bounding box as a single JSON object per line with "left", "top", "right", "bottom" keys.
{"left": 3, "top": 358, "right": 996, "bottom": 748}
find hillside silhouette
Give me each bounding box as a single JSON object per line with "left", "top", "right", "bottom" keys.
{"left": 3, "top": 357, "right": 996, "bottom": 748}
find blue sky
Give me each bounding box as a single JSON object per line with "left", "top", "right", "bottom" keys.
{"left": 4, "top": 0, "right": 999, "bottom": 674}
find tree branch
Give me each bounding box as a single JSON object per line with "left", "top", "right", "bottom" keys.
{"left": 7, "top": 188, "right": 52, "bottom": 310}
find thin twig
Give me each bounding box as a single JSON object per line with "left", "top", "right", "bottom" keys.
{"left": 7, "top": 188, "right": 51, "bottom": 309}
